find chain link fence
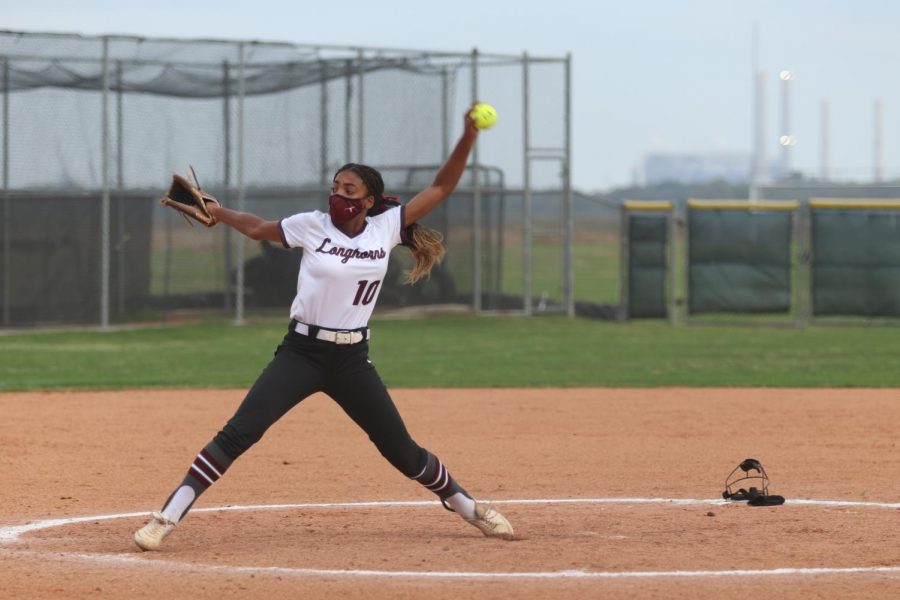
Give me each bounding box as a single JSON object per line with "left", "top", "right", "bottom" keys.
{"left": 0, "top": 31, "right": 574, "bottom": 328}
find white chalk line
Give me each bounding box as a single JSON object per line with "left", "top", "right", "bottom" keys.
{"left": 3, "top": 546, "right": 900, "bottom": 580}
{"left": 2, "top": 497, "right": 900, "bottom": 581}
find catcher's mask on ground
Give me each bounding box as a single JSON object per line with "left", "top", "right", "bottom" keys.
{"left": 722, "top": 458, "right": 785, "bottom": 506}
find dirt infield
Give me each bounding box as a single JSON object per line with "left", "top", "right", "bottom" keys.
{"left": 1, "top": 388, "right": 899, "bottom": 599}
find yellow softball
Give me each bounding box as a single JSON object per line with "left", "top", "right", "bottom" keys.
{"left": 469, "top": 102, "right": 498, "bottom": 129}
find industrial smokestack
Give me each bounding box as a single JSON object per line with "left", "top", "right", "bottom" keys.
{"left": 778, "top": 70, "right": 796, "bottom": 179}
{"left": 874, "top": 99, "right": 884, "bottom": 182}
{"left": 754, "top": 72, "right": 767, "bottom": 183}
{"left": 751, "top": 25, "right": 766, "bottom": 184}
{"left": 820, "top": 99, "right": 830, "bottom": 180}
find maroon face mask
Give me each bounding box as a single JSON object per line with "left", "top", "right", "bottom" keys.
{"left": 328, "top": 194, "right": 365, "bottom": 225}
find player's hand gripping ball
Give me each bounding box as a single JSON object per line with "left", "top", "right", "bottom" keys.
{"left": 469, "top": 102, "right": 498, "bottom": 130}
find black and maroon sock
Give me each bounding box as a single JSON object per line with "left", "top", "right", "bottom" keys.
{"left": 184, "top": 442, "right": 232, "bottom": 491}
{"left": 159, "top": 440, "right": 233, "bottom": 522}
{"left": 412, "top": 451, "right": 468, "bottom": 501}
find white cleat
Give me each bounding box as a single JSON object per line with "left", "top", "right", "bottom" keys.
{"left": 465, "top": 502, "right": 514, "bottom": 540}
{"left": 133, "top": 511, "right": 176, "bottom": 551}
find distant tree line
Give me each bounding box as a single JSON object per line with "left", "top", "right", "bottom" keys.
{"left": 570, "top": 180, "right": 751, "bottom": 216}
{"left": 595, "top": 180, "right": 750, "bottom": 205}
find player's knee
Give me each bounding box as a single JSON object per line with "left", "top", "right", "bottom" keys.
{"left": 213, "top": 423, "right": 262, "bottom": 460}
{"left": 375, "top": 437, "right": 424, "bottom": 478}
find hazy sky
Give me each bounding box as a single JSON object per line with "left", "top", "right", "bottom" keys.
{"left": 4, "top": 0, "right": 898, "bottom": 191}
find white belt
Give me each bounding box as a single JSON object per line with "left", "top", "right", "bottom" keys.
{"left": 294, "top": 322, "right": 368, "bottom": 345}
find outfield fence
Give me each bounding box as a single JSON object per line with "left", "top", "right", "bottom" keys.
{"left": 621, "top": 189, "right": 900, "bottom": 324}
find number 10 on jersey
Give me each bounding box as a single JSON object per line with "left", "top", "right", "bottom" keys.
{"left": 353, "top": 280, "right": 381, "bottom": 305}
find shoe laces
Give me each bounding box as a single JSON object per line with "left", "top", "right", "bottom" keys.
{"left": 147, "top": 512, "right": 175, "bottom": 530}
{"left": 471, "top": 504, "right": 498, "bottom": 526}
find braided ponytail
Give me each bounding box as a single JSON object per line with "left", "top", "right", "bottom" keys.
{"left": 334, "top": 163, "right": 447, "bottom": 284}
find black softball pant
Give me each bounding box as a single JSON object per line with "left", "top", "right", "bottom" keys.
{"left": 212, "top": 327, "right": 427, "bottom": 478}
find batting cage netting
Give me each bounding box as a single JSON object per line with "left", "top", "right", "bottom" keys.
{"left": 0, "top": 31, "right": 576, "bottom": 327}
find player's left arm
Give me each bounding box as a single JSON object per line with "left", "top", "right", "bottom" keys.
{"left": 207, "top": 205, "right": 282, "bottom": 242}
{"left": 403, "top": 105, "right": 480, "bottom": 226}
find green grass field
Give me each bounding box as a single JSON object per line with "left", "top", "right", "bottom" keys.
{"left": 148, "top": 225, "right": 622, "bottom": 307}
{"left": 1, "top": 315, "right": 897, "bottom": 391}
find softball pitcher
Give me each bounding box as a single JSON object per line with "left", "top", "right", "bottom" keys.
{"left": 134, "top": 104, "right": 513, "bottom": 551}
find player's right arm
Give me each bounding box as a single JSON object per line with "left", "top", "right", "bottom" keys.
{"left": 207, "top": 205, "right": 282, "bottom": 242}
{"left": 403, "top": 104, "right": 480, "bottom": 226}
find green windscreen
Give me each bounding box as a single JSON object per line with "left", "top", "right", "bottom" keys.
{"left": 688, "top": 209, "right": 793, "bottom": 314}
{"left": 627, "top": 214, "right": 668, "bottom": 318}
{"left": 812, "top": 210, "right": 900, "bottom": 316}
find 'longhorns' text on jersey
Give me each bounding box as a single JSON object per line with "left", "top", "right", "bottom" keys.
{"left": 278, "top": 206, "right": 404, "bottom": 330}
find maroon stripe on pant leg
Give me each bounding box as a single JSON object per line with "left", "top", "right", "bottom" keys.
{"left": 187, "top": 465, "right": 214, "bottom": 488}
{"left": 422, "top": 461, "right": 444, "bottom": 488}
{"left": 199, "top": 449, "right": 226, "bottom": 475}
{"left": 192, "top": 457, "right": 220, "bottom": 483}
{"left": 427, "top": 465, "right": 451, "bottom": 494}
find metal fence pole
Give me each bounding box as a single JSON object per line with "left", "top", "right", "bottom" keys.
{"left": 668, "top": 207, "right": 677, "bottom": 326}
{"left": 235, "top": 42, "right": 246, "bottom": 325}
{"left": 319, "top": 60, "right": 328, "bottom": 185}
{"left": 357, "top": 48, "right": 364, "bottom": 162}
{"left": 619, "top": 206, "right": 629, "bottom": 320}
{"left": 115, "top": 60, "right": 125, "bottom": 317}
{"left": 522, "top": 52, "right": 532, "bottom": 316}
{"left": 100, "top": 37, "right": 111, "bottom": 328}
{"left": 471, "top": 49, "right": 481, "bottom": 312}
{"left": 223, "top": 59, "right": 233, "bottom": 311}
{"left": 344, "top": 59, "right": 352, "bottom": 161}
{"left": 563, "top": 53, "right": 574, "bottom": 317}
{"left": 116, "top": 62, "right": 124, "bottom": 189}
{"left": 2, "top": 57, "right": 9, "bottom": 326}
{"left": 438, "top": 66, "right": 451, "bottom": 240}
{"left": 795, "top": 200, "right": 811, "bottom": 326}
{"left": 441, "top": 67, "right": 450, "bottom": 159}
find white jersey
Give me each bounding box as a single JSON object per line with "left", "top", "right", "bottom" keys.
{"left": 278, "top": 207, "right": 404, "bottom": 330}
